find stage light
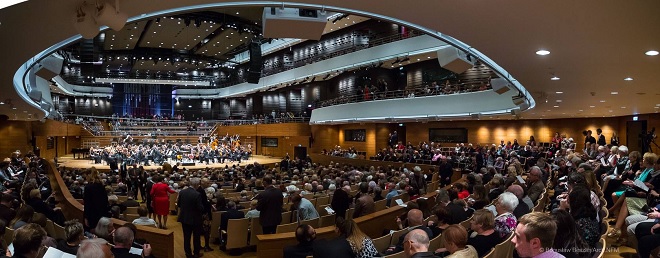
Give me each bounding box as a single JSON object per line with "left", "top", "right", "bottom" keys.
{"left": 94, "top": 1, "right": 128, "bottom": 31}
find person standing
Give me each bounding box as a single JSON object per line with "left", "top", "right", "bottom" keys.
{"left": 256, "top": 175, "right": 283, "bottom": 234}
{"left": 83, "top": 169, "right": 109, "bottom": 229}
{"left": 150, "top": 175, "right": 175, "bottom": 229}
{"left": 178, "top": 177, "right": 205, "bottom": 258}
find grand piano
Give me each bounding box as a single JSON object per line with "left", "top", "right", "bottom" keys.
{"left": 71, "top": 148, "right": 89, "bottom": 159}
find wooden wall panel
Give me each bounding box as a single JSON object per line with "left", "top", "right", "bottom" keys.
{"left": 215, "top": 123, "right": 310, "bottom": 137}
{"left": 32, "top": 120, "right": 82, "bottom": 136}
{"left": 311, "top": 125, "right": 338, "bottom": 154}
{"left": 0, "top": 121, "right": 32, "bottom": 157}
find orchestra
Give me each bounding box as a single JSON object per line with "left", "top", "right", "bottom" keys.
{"left": 88, "top": 134, "right": 252, "bottom": 167}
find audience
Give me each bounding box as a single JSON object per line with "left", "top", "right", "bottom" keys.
{"left": 550, "top": 209, "right": 591, "bottom": 258}
{"left": 132, "top": 205, "right": 157, "bottom": 226}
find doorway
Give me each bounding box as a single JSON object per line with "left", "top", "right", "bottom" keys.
{"left": 626, "top": 120, "right": 647, "bottom": 152}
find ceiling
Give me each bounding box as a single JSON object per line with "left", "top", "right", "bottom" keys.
{"left": 0, "top": 0, "right": 658, "bottom": 121}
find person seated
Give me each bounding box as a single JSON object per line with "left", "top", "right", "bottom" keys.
{"left": 77, "top": 238, "right": 114, "bottom": 258}
{"left": 25, "top": 188, "right": 65, "bottom": 225}
{"left": 559, "top": 185, "right": 600, "bottom": 249}
{"left": 436, "top": 225, "right": 478, "bottom": 258}
{"left": 283, "top": 224, "right": 316, "bottom": 258}
{"left": 513, "top": 212, "right": 565, "bottom": 258}
{"left": 57, "top": 220, "right": 85, "bottom": 255}
{"left": 467, "top": 209, "right": 503, "bottom": 257}
{"left": 290, "top": 193, "right": 320, "bottom": 221}
{"left": 336, "top": 218, "right": 379, "bottom": 258}
{"left": 506, "top": 185, "right": 531, "bottom": 219}
{"left": 551, "top": 209, "right": 592, "bottom": 258}
{"left": 93, "top": 217, "right": 115, "bottom": 243}
{"left": 493, "top": 192, "right": 519, "bottom": 238}
{"left": 427, "top": 207, "right": 451, "bottom": 237}
{"left": 245, "top": 199, "right": 261, "bottom": 218}
{"left": 123, "top": 196, "right": 140, "bottom": 207}
{"left": 111, "top": 226, "right": 154, "bottom": 258}
{"left": 385, "top": 209, "right": 433, "bottom": 254}
{"left": 132, "top": 206, "right": 157, "bottom": 226}
{"left": 403, "top": 229, "right": 438, "bottom": 258}
{"left": 9, "top": 223, "right": 47, "bottom": 258}
{"left": 10, "top": 205, "right": 34, "bottom": 229}
{"left": 219, "top": 201, "right": 245, "bottom": 244}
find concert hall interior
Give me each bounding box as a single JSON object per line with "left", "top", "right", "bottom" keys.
{"left": 0, "top": 1, "right": 659, "bottom": 258}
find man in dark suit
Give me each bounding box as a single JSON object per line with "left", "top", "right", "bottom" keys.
{"left": 386, "top": 209, "right": 434, "bottom": 254}
{"left": 111, "top": 226, "right": 153, "bottom": 258}
{"left": 178, "top": 177, "right": 205, "bottom": 258}
{"left": 354, "top": 183, "right": 375, "bottom": 218}
{"left": 283, "top": 224, "right": 316, "bottom": 258}
{"left": 256, "top": 175, "right": 283, "bottom": 234}
{"left": 312, "top": 234, "right": 354, "bottom": 258}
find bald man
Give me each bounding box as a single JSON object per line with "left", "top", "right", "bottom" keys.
{"left": 386, "top": 209, "right": 434, "bottom": 254}
{"left": 526, "top": 166, "right": 545, "bottom": 203}
{"left": 507, "top": 185, "right": 531, "bottom": 219}
{"left": 404, "top": 229, "right": 438, "bottom": 258}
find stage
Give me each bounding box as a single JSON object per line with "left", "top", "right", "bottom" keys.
{"left": 56, "top": 154, "right": 282, "bottom": 171}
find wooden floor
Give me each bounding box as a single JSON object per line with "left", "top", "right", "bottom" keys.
{"left": 57, "top": 154, "right": 282, "bottom": 171}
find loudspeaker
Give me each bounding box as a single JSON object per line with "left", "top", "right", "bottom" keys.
{"left": 471, "top": 113, "right": 481, "bottom": 119}
{"left": 294, "top": 146, "right": 307, "bottom": 160}
{"left": 491, "top": 78, "right": 511, "bottom": 95}
{"left": 511, "top": 108, "right": 521, "bottom": 115}
{"left": 437, "top": 47, "right": 476, "bottom": 74}
{"left": 247, "top": 42, "right": 262, "bottom": 84}
{"left": 262, "top": 7, "right": 328, "bottom": 40}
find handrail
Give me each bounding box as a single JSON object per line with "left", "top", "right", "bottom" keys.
{"left": 44, "top": 159, "right": 175, "bottom": 258}
{"left": 317, "top": 78, "right": 492, "bottom": 108}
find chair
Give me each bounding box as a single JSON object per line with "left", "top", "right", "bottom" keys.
{"left": 124, "top": 206, "right": 138, "bottom": 215}
{"left": 125, "top": 214, "right": 140, "bottom": 223}
{"left": 316, "top": 196, "right": 329, "bottom": 208}
{"left": 281, "top": 211, "right": 293, "bottom": 224}
{"left": 223, "top": 218, "right": 250, "bottom": 250}
{"left": 372, "top": 234, "right": 392, "bottom": 254}
{"left": 318, "top": 215, "right": 335, "bottom": 228}
{"left": 374, "top": 199, "right": 387, "bottom": 211}
{"left": 249, "top": 217, "right": 263, "bottom": 246}
{"left": 276, "top": 222, "right": 299, "bottom": 234}
{"left": 389, "top": 229, "right": 408, "bottom": 246}
{"left": 459, "top": 217, "right": 472, "bottom": 230}
{"left": 45, "top": 219, "right": 56, "bottom": 238}
{"left": 484, "top": 233, "right": 515, "bottom": 258}
{"left": 210, "top": 211, "right": 225, "bottom": 241}
{"left": 53, "top": 223, "right": 66, "bottom": 240}
{"left": 382, "top": 251, "right": 406, "bottom": 258}
{"left": 3, "top": 227, "right": 15, "bottom": 247}
{"left": 345, "top": 208, "right": 355, "bottom": 220}
{"left": 429, "top": 234, "right": 444, "bottom": 252}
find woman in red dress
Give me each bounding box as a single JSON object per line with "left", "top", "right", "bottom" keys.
{"left": 150, "top": 175, "right": 175, "bottom": 229}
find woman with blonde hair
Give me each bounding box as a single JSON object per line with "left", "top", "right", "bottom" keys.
{"left": 335, "top": 218, "right": 378, "bottom": 258}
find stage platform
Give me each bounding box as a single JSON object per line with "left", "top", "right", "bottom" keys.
{"left": 56, "top": 154, "right": 282, "bottom": 171}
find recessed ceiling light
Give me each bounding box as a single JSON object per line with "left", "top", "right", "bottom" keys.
{"left": 646, "top": 50, "right": 659, "bottom": 56}
{"left": 624, "top": 77, "right": 633, "bottom": 81}
{"left": 578, "top": 109, "right": 583, "bottom": 112}
{"left": 550, "top": 76, "right": 560, "bottom": 80}
{"left": 556, "top": 100, "right": 562, "bottom": 102}
{"left": 600, "top": 100, "right": 607, "bottom": 103}
{"left": 621, "top": 106, "right": 626, "bottom": 109}
{"left": 553, "top": 105, "right": 559, "bottom": 108}
{"left": 611, "top": 92, "right": 618, "bottom": 95}
{"left": 536, "top": 50, "right": 550, "bottom": 55}
{"left": 236, "top": 12, "right": 239, "bottom": 15}
{"left": 555, "top": 91, "right": 563, "bottom": 94}
{"left": 589, "top": 105, "right": 595, "bottom": 108}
